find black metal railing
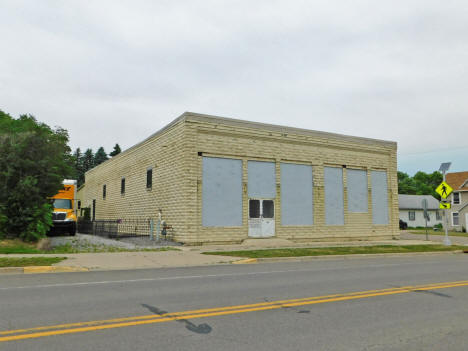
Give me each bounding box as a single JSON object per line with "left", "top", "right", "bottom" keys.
{"left": 77, "top": 218, "right": 93, "bottom": 234}
{"left": 77, "top": 218, "right": 173, "bottom": 240}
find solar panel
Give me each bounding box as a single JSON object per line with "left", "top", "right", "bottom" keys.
{"left": 439, "top": 162, "right": 451, "bottom": 173}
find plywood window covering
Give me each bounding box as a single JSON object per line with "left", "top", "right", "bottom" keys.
{"left": 202, "top": 157, "right": 242, "bottom": 227}
{"left": 280, "top": 163, "right": 313, "bottom": 225}
{"left": 347, "top": 169, "right": 368, "bottom": 213}
{"left": 371, "top": 171, "right": 389, "bottom": 225}
{"left": 324, "top": 167, "right": 344, "bottom": 225}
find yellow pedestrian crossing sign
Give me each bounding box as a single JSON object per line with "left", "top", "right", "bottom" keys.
{"left": 436, "top": 181, "right": 453, "bottom": 199}
{"left": 440, "top": 202, "right": 451, "bottom": 209}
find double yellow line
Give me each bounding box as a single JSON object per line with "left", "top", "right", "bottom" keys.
{"left": 2, "top": 279, "right": 468, "bottom": 343}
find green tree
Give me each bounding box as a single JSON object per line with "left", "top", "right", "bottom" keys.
{"left": 398, "top": 171, "right": 442, "bottom": 200}
{"left": 94, "top": 147, "right": 108, "bottom": 166}
{"left": 73, "top": 148, "right": 85, "bottom": 187}
{"left": 0, "top": 111, "right": 73, "bottom": 241}
{"left": 109, "top": 143, "right": 121, "bottom": 157}
{"left": 81, "top": 148, "right": 95, "bottom": 175}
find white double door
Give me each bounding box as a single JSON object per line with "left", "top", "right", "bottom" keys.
{"left": 248, "top": 199, "right": 275, "bottom": 238}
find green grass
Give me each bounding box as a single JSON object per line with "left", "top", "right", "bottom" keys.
{"left": 408, "top": 229, "right": 468, "bottom": 237}
{"left": 0, "top": 240, "right": 41, "bottom": 254}
{"left": 203, "top": 245, "right": 467, "bottom": 258}
{"left": 0, "top": 257, "right": 66, "bottom": 267}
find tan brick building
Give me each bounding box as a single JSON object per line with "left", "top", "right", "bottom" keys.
{"left": 78, "top": 112, "right": 399, "bottom": 245}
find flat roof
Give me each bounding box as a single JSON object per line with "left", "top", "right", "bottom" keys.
{"left": 87, "top": 111, "right": 397, "bottom": 175}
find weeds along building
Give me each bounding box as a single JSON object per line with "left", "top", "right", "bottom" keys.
{"left": 79, "top": 112, "right": 399, "bottom": 244}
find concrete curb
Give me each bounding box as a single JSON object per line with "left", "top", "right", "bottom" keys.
{"left": 251, "top": 250, "right": 465, "bottom": 263}
{"left": 0, "top": 266, "right": 89, "bottom": 275}
{"left": 0, "top": 267, "right": 24, "bottom": 275}
{"left": 232, "top": 258, "right": 258, "bottom": 264}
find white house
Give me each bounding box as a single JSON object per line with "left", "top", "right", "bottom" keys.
{"left": 445, "top": 171, "right": 468, "bottom": 232}
{"left": 399, "top": 194, "right": 443, "bottom": 228}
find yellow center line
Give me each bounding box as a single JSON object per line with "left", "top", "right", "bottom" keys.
{"left": 0, "top": 285, "right": 417, "bottom": 336}
{"left": 1, "top": 280, "right": 468, "bottom": 343}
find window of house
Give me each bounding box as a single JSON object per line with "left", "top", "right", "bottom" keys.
{"left": 77, "top": 200, "right": 81, "bottom": 210}
{"left": 408, "top": 211, "right": 415, "bottom": 221}
{"left": 452, "top": 212, "right": 459, "bottom": 226}
{"left": 436, "top": 211, "right": 442, "bottom": 221}
{"left": 146, "top": 168, "right": 153, "bottom": 189}
{"left": 453, "top": 192, "right": 460, "bottom": 204}
{"left": 121, "top": 178, "right": 125, "bottom": 194}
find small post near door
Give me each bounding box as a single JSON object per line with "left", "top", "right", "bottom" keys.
{"left": 248, "top": 199, "right": 275, "bottom": 237}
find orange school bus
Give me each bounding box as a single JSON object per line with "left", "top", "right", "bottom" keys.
{"left": 50, "top": 179, "right": 77, "bottom": 235}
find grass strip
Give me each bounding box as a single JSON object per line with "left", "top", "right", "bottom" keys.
{"left": 0, "top": 257, "right": 66, "bottom": 267}
{"left": 203, "top": 245, "right": 466, "bottom": 258}
{"left": 0, "top": 247, "right": 41, "bottom": 254}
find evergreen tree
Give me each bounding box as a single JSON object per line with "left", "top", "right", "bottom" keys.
{"left": 81, "top": 149, "right": 95, "bottom": 175}
{"left": 73, "top": 148, "right": 85, "bottom": 186}
{"left": 109, "top": 143, "right": 121, "bottom": 157}
{"left": 94, "top": 147, "right": 108, "bottom": 166}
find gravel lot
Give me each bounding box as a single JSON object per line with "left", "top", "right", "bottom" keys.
{"left": 50, "top": 233, "right": 181, "bottom": 251}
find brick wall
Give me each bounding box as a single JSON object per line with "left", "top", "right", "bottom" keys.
{"left": 186, "top": 114, "right": 398, "bottom": 244}
{"left": 81, "top": 113, "right": 398, "bottom": 244}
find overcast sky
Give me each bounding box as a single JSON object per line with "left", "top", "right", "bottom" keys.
{"left": 1, "top": 0, "right": 467, "bottom": 175}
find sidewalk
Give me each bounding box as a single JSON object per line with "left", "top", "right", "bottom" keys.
{"left": 401, "top": 231, "right": 468, "bottom": 246}
{"left": 0, "top": 236, "right": 449, "bottom": 272}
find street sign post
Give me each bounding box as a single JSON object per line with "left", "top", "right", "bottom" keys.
{"left": 438, "top": 162, "right": 452, "bottom": 246}
{"left": 422, "top": 198, "right": 429, "bottom": 241}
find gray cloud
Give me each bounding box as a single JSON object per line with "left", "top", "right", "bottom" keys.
{"left": 1, "top": 0, "right": 467, "bottom": 172}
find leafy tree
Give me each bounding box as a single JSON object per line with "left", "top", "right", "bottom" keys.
{"left": 94, "top": 147, "right": 108, "bottom": 166}
{"left": 0, "top": 111, "right": 73, "bottom": 241}
{"left": 109, "top": 143, "right": 121, "bottom": 157}
{"left": 398, "top": 171, "right": 442, "bottom": 200}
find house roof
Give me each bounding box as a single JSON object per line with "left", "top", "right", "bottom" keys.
{"left": 445, "top": 171, "right": 468, "bottom": 191}
{"left": 398, "top": 194, "right": 440, "bottom": 210}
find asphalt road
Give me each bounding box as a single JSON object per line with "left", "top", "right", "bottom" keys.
{"left": 2, "top": 254, "right": 468, "bottom": 350}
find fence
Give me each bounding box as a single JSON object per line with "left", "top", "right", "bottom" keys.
{"left": 77, "top": 218, "right": 173, "bottom": 240}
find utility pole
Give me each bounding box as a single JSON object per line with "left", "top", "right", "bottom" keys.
{"left": 439, "top": 162, "right": 452, "bottom": 246}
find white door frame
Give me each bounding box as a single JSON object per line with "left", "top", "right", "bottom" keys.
{"left": 248, "top": 198, "right": 275, "bottom": 238}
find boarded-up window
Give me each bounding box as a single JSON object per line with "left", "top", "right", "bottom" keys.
{"left": 146, "top": 168, "right": 152, "bottom": 189}
{"left": 121, "top": 178, "right": 125, "bottom": 194}
{"left": 248, "top": 161, "right": 276, "bottom": 198}
{"left": 347, "top": 169, "right": 368, "bottom": 213}
{"left": 371, "top": 171, "right": 389, "bottom": 225}
{"left": 280, "top": 163, "right": 313, "bottom": 225}
{"left": 202, "top": 157, "right": 242, "bottom": 227}
{"left": 324, "top": 167, "right": 344, "bottom": 225}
